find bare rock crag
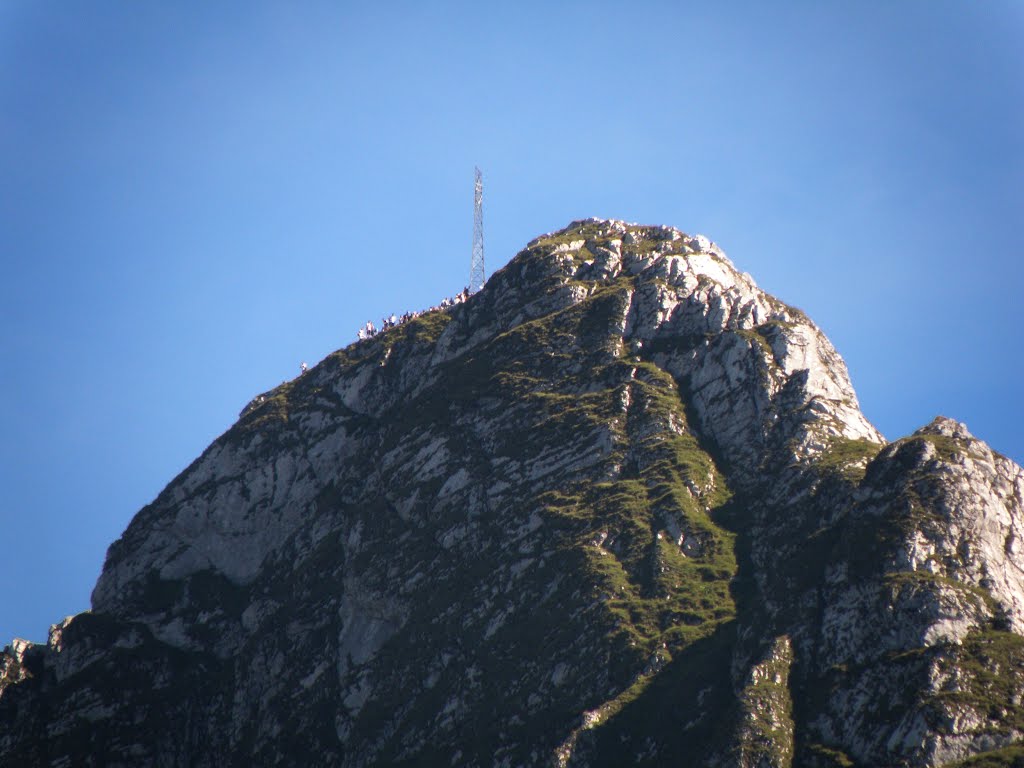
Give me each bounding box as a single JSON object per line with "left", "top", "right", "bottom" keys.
{"left": 3, "top": 219, "right": 1022, "bottom": 767}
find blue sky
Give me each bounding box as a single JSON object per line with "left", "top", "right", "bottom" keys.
{"left": 2, "top": 2, "right": 1021, "bottom": 643}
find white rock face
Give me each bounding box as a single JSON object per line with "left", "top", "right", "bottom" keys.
{"left": 740, "top": 415, "right": 1024, "bottom": 767}
{"left": 900, "top": 419, "right": 1024, "bottom": 633}
{"left": 92, "top": 419, "right": 332, "bottom": 615}
{"left": 558, "top": 219, "right": 884, "bottom": 481}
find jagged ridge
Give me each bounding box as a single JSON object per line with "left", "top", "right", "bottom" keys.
{"left": 2, "top": 219, "right": 1022, "bottom": 767}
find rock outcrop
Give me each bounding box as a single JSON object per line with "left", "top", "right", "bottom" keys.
{"left": 3, "top": 219, "right": 1022, "bottom": 767}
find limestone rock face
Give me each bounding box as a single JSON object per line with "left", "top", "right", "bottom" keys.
{"left": 2, "top": 219, "right": 1022, "bottom": 767}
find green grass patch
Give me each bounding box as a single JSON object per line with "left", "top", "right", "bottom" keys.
{"left": 817, "top": 437, "right": 883, "bottom": 480}
{"left": 803, "top": 743, "right": 856, "bottom": 767}
{"left": 949, "top": 744, "right": 1024, "bottom": 767}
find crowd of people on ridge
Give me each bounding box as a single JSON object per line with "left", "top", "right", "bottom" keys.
{"left": 356, "top": 287, "right": 471, "bottom": 341}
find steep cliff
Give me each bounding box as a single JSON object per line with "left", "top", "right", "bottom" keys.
{"left": 3, "top": 219, "right": 1022, "bottom": 767}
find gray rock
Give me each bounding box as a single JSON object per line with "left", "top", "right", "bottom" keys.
{"left": 2, "top": 219, "right": 1021, "bottom": 767}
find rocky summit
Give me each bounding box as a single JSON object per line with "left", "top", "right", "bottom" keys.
{"left": 3, "top": 219, "right": 1023, "bottom": 768}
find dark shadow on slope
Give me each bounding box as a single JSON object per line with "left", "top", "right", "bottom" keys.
{"left": 577, "top": 619, "right": 740, "bottom": 765}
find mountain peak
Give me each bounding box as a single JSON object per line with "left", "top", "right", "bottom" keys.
{"left": 3, "top": 221, "right": 1022, "bottom": 768}
{"left": 515, "top": 218, "right": 883, "bottom": 465}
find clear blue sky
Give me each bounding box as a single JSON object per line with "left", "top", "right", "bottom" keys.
{"left": 2, "top": 2, "right": 1021, "bottom": 643}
